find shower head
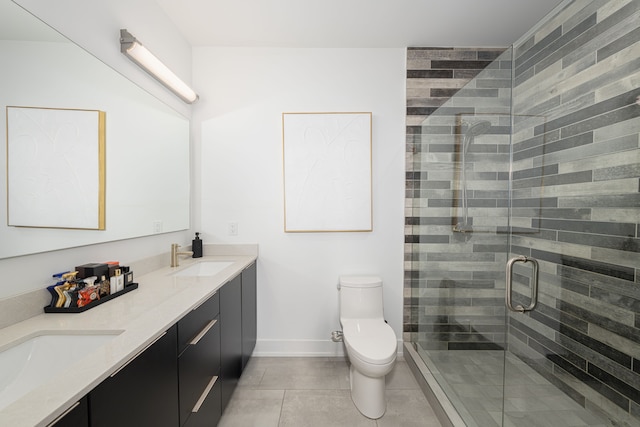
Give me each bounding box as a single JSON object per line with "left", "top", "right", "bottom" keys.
{"left": 464, "top": 120, "right": 492, "bottom": 137}
{"left": 462, "top": 120, "right": 492, "bottom": 154}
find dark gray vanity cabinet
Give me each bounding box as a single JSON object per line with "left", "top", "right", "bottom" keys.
{"left": 178, "top": 293, "right": 222, "bottom": 427}
{"left": 47, "top": 397, "right": 88, "bottom": 427}
{"left": 89, "top": 325, "right": 179, "bottom": 427}
{"left": 69, "top": 261, "right": 257, "bottom": 427}
{"left": 241, "top": 262, "right": 257, "bottom": 370}
{"left": 219, "top": 274, "right": 243, "bottom": 411}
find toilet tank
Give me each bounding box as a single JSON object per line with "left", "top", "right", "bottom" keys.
{"left": 339, "top": 276, "right": 384, "bottom": 320}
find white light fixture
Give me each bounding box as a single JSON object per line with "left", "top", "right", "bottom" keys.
{"left": 120, "top": 29, "right": 198, "bottom": 104}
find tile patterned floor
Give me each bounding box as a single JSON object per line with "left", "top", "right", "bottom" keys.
{"left": 419, "top": 349, "right": 616, "bottom": 427}
{"left": 218, "top": 357, "right": 442, "bottom": 427}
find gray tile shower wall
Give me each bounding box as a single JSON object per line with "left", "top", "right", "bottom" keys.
{"left": 404, "top": 47, "right": 509, "bottom": 349}
{"left": 406, "top": 0, "right": 640, "bottom": 423}
{"left": 509, "top": 0, "right": 640, "bottom": 422}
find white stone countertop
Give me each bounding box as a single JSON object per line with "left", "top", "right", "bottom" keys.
{"left": 0, "top": 252, "right": 257, "bottom": 427}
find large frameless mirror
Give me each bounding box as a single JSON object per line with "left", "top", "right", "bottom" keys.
{"left": 0, "top": 0, "right": 190, "bottom": 259}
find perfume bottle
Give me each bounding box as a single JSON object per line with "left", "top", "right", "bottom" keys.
{"left": 110, "top": 269, "right": 124, "bottom": 293}
{"left": 96, "top": 275, "right": 109, "bottom": 297}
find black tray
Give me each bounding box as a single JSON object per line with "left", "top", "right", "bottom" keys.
{"left": 44, "top": 283, "right": 138, "bottom": 313}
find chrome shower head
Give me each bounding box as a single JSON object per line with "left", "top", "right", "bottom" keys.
{"left": 464, "top": 120, "right": 492, "bottom": 137}
{"left": 462, "top": 120, "right": 492, "bottom": 154}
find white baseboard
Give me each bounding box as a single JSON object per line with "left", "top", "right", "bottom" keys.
{"left": 253, "top": 339, "right": 346, "bottom": 357}
{"left": 253, "top": 339, "right": 404, "bottom": 358}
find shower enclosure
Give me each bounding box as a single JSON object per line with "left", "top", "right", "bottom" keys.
{"left": 405, "top": 0, "right": 640, "bottom": 426}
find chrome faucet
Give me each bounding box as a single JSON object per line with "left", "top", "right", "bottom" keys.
{"left": 171, "top": 243, "right": 193, "bottom": 267}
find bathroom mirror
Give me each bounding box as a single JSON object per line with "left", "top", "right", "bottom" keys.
{"left": 0, "top": 0, "right": 190, "bottom": 259}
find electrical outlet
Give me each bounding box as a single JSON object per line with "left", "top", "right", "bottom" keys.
{"left": 228, "top": 221, "right": 238, "bottom": 236}
{"left": 153, "top": 220, "right": 163, "bottom": 233}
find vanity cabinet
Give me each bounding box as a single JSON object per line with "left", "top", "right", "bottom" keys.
{"left": 219, "top": 274, "right": 243, "bottom": 410}
{"left": 241, "top": 262, "right": 257, "bottom": 370}
{"left": 89, "top": 325, "right": 179, "bottom": 427}
{"left": 219, "top": 260, "right": 257, "bottom": 411}
{"left": 68, "top": 261, "right": 257, "bottom": 427}
{"left": 178, "top": 293, "right": 222, "bottom": 427}
{"left": 47, "top": 397, "right": 88, "bottom": 427}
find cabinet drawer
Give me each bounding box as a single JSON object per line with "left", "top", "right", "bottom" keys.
{"left": 183, "top": 379, "right": 222, "bottom": 427}
{"left": 179, "top": 317, "right": 220, "bottom": 425}
{"left": 47, "top": 396, "right": 88, "bottom": 427}
{"left": 90, "top": 326, "right": 178, "bottom": 427}
{"left": 178, "top": 292, "right": 219, "bottom": 354}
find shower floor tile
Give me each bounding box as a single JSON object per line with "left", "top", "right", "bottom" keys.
{"left": 418, "top": 347, "right": 617, "bottom": 427}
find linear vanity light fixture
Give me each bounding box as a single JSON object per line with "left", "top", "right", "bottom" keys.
{"left": 119, "top": 29, "right": 198, "bottom": 104}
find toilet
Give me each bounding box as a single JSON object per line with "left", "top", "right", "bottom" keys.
{"left": 339, "top": 275, "right": 397, "bottom": 419}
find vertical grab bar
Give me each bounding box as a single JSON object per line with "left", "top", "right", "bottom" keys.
{"left": 506, "top": 256, "right": 539, "bottom": 313}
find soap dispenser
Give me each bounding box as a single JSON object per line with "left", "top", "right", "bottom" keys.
{"left": 192, "top": 232, "right": 203, "bottom": 258}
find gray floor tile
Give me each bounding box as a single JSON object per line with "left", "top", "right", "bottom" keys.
{"left": 250, "top": 357, "right": 350, "bottom": 390}
{"left": 220, "top": 356, "right": 443, "bottom": 427}
{"left": 218, "top": 388, "right": 284, "bottom": 427}
{"left": 279, "top": 389, "right": 377, "bottom": 427}
{"left": 386, "top": 361, "right": 421, "bottom": 390}
{"left": 377, "top": 389, "right": 442, "bottom": 427}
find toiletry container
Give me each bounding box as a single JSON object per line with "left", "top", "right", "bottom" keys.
{"left": 192, "top": 232, "right": 203, "bottom": 258}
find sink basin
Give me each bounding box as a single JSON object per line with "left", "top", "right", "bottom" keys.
{"left": 172, "top": 261, "right": 234, "bottom": 277}
{"left": 0, "top": 333, "right": 119, "bottom": 410}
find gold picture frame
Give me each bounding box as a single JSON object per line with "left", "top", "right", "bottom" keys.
{"left": 282, "top": 112, "right": 372, "bottom": 233}
{"left": 6, "top": 106, "right": 106, "bottom": 230}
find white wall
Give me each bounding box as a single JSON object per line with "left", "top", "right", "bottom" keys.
{"left": 193, "top": 47, "right": 406, "bottom": 356}
{"left": 0, "top": 1, "right": 194, "bottom": 301}
{"left": 1, "top": 2, "right": 408, "bottom": 358}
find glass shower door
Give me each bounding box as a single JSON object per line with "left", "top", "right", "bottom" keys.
{"left": 410, "top": 45, "right": 515, "bottom": 426}
{"left": 501, "top": 126, "right": 639, "bottom": 426}
{"left": 502, "top": 0, "right": 640, "bottom": 424}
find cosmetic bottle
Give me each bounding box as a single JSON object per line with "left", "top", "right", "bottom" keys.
{"left": 121, "top": 266, "right": 134, "bottom": 286}
{"left": 78, "top": 285, "right": 100, "bottom": 308}
{"left": 110, "top": 269, "right": 124, "bottom": 293}
{"left": 116, "top": 269, "right": 125, "bottom": 292}
{"left": 47, "top": 272, "right": 68, "bottom": 307}
{"left": 192, "top": 232, "right": 203, "bottom": 258}
{"left": 91, "top": 276, "right": 111, "bottom": 297}
{"left": 97, "top": 275, "right": 109, "bottom": 296}
{"left": 107, "top": 274, "right": 117, "bottom": 295}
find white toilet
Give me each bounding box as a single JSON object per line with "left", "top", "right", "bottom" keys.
{"left": 339, "top": 275, "right": 397, "bottom": 419}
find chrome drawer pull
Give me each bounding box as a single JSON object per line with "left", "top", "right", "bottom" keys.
{"left": 192, "top": 376, "right": 218, "bottom": 413}
{"left": 189, "top": 319, "right": 217, "bottom": 346}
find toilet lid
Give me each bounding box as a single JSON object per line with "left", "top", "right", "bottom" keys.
{"left": 339, "top": 276, "right": 382, "bottom": 288}
{"left": 342, "top": 319, "right": 397, "bottom": 365}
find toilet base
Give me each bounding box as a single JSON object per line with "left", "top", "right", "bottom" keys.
{"left": 349, "top": 364, "right": 386, "bottom": 419}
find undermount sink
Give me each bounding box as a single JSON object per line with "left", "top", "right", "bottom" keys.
{"left": 0, "top": 332, "right": 120, "bottom": 410}
{"left": 172, "top": 261, "right": 234, "bottom": 277}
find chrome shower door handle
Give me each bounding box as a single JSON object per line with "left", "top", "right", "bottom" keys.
{"left": 506, "top": 256, "right": 539, "bottom": 313}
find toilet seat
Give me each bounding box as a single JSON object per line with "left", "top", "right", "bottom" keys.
{"left": 342, "top": 319, "right": 396, "bottom": 365}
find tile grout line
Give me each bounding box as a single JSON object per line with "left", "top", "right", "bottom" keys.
{"left": 277, "top": 389, "right": 286, "bottom": 427}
